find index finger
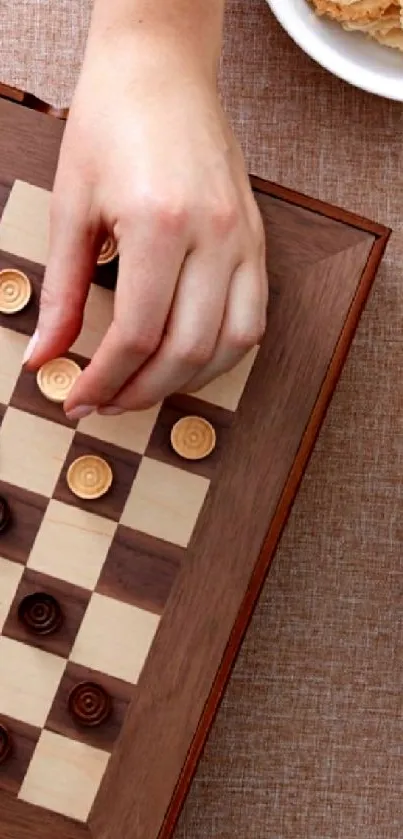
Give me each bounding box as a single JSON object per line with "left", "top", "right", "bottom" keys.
{"left": 63, "top": 224, "right": 185, "bottom": 417}
{"left": 25, "top": 188, "right": 100, "bottom": 370}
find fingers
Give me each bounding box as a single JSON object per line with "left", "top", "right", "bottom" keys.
{"left": 180, "top": 193, "right": 268, "bottom": 397}
{"left": 99, "top": 247, "right": 232, "bottom": 411}
{"left": 25, "top": 191, "right": 99, "bottom": 370}
{"left": 181, "top": 255, "right": 267, "bottom": 395}
{"left": 63, "top": 226, "right": 185, "bottom": 416}
{"left": 102, "top": 248, "right": 266, "bottom": 412}
{"left": 25, "top": 150, "right": 268, "bottom": 416}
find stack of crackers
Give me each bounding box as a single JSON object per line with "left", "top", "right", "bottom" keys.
{"left": 310, "top": 1, "right": 403, "bottom": 50}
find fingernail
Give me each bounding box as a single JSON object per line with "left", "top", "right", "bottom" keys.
{"left": 23, "top": 330, "right": 39, "bottom": 364}
{"left": 65, "top": 404, "right": 95, "bottom": 421}
{"left": 98, "top": 406, "right": 124, "bottom": 416}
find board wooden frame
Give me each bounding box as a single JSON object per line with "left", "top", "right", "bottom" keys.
{"left": 0, "top": 88, "right": 391, "bottom": 839}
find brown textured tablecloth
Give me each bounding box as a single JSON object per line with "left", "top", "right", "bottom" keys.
{"left": 0, "top": 2, "right": 402, "bottom": 837}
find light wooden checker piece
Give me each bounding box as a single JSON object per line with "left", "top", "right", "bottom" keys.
{"left": 0, "top": 96, "right": 390, "bottom": 839}
{"left": 0, "top": 268, "right": 31, "bottom": 314}
{"left": 36, "top": 358, "right": 81, "bottom": 404}
{"left": 97, "top": 235, "right": 118, "bottom": 266}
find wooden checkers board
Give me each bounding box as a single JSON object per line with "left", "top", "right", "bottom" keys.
{"left": 0, "top": 95, "right": 390, "bottom": 839}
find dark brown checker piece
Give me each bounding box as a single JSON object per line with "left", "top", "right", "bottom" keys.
{"left": 0, "top": 94, "right": 391, "bottom": 839}
{"left": 68, "top": 682, "right": 112, "bottom": 727}
{"left": 2, "top": 569, "right": 90, "bottom": 657}
{"left": 0, "top": 715, "right": 40, "bottom": 796}
{"left": 0, "top": 480, "right": 48, "bottom": 564}
{"left": 146, "top": 394, "right": 233, "bottom": 480}
{"left": 94, "top": 256, "right": 118, "bottom": 292}
{"left": 54, "top": 432, "right": 140, "bottom": 521}
{"left": 0, "top": 722, "right": 12, "bottom": 764}
{"left": 10, "top": 351, "right": 88, "bottom": 428}
{"left": 0, "top": 250, "right": 42, "bottom": 335}
{"left": 0, "top": 494, "right": 11, "bottom": 533}
{"left": 97, "top": 527, "right": 184, "bottom": 615}
{"left": 46, "top": 663, "right": 134, "bottom": 752}
{"left": 18, "top": 591, "right": 63, "bottom": 636}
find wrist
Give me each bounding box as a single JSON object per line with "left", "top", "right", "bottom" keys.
{"left": 87, "top": 0, "right": 225, "bottom": 82}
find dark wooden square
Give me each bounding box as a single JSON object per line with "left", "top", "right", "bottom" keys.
{"left": 53, "top": 432, "right": 141, "bottom": 522}
{"left": 45, "top": 662, "right": 134, "bottom": 753}
{"left": 94, "top": 259, "right": 118, "bottom": 292}
{"left": 0, "top": 181, "right": 12, "bottom": 218}
{"left": 10, "top": 351, "right": 88, "bottom": 428}
{"left": 0, "top": 250, "right": 42, "bottom": 336}
{"left": 0, "top": 714, "right": 40, "bottom": 796}
{"left": 0, "top": 480, "right": 48, "bottom": 564}
{"left": 97, "top": 526, "right": 184, "bottom": 615}
{"left": 145, "top": 394, "right": 233, "bottom": 480}
{"left": 2, "top": 568, "right": 90, "bottom": 657}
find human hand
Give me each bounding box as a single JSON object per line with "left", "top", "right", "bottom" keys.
{"left": 26, "top": 31, "right": 268, "bottom": 417}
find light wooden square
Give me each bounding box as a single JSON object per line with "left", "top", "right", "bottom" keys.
{"left": 28, "top": 500, "right": 117, "bottom": 590}
{"left": 71, "top": 284, "right": 113, "bottom": 359}
{"left": 0, "top": 636, "right": 65, "bottom": 727}
{"left": 0, "top": 180, "right": 51, "bottom": 265}
{"left": 19, "top": 730, "right": 109, "bottom": 822}
{"left": 194, "top": 346, "right": 259, "bottom": 410}
{"left": 78, "top": 403, "right": 160, "bottom": 455}
{"left": 0, "top": 327, "right": 28, "bottom": 404}
{"left": 70, "top": 593, "right": 159, "bottom": 684}
{"left": 0, "top": 408, "right": 73, "bottom": 497}
{"left": 121, "top": 457, "right": 209, "bottom": 548}
{"left": 0, "top": 556, "right": 23, "bottom": 631}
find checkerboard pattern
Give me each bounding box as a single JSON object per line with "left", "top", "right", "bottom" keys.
{"left": 0, "top": 180, "right": 259, "bottom": 822}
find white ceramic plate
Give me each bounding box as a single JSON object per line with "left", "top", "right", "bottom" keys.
{"left": 266, "top": 0, "right": 403, "bottom": 102}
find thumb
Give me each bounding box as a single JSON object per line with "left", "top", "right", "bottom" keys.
{"left": 24, "top": 197, "right": 99, "bottom": 369}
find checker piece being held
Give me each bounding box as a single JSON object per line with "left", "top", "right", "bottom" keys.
{"left": 23, "top": 0, "right": 269, "bottom": 417}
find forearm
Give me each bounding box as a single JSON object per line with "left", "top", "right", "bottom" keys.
{"left": 88, "top": 0, "right": 225, "bottom": 78}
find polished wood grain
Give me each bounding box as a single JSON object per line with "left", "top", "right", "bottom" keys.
{"left": 158, "top": 224, "right": 391, "bottom": 839}
{"left": 91, "top": 234, "right": 381, "bottom": 839}
{"left": 97, "top": 527, "right": 184, "bottom": 615}
{"left": 0, "top": 84, "right": 24, "bottom": 103}
{"left": 0, "top": 182, "right": 12, "bottom": 215}
{"left": 1, "top": 794, "right": 89, "bottom": 839}
{"left": 0, "top": 84, "right": 67, "bottom": 119}
{"left": 0, "top": 93, "right": 391, "bottom": 839}
{"left": 0, "top": 715, "right": 40, "bottom": 795}
{"left": 0, "top": 481, "right": 48, "bottom": 565}
{"left": 0, "top": 99, "right": 63, "bottom": 189}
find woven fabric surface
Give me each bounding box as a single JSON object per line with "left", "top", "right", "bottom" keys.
{"left": 0, "top": 1, "right": 402, "bottom": 837}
